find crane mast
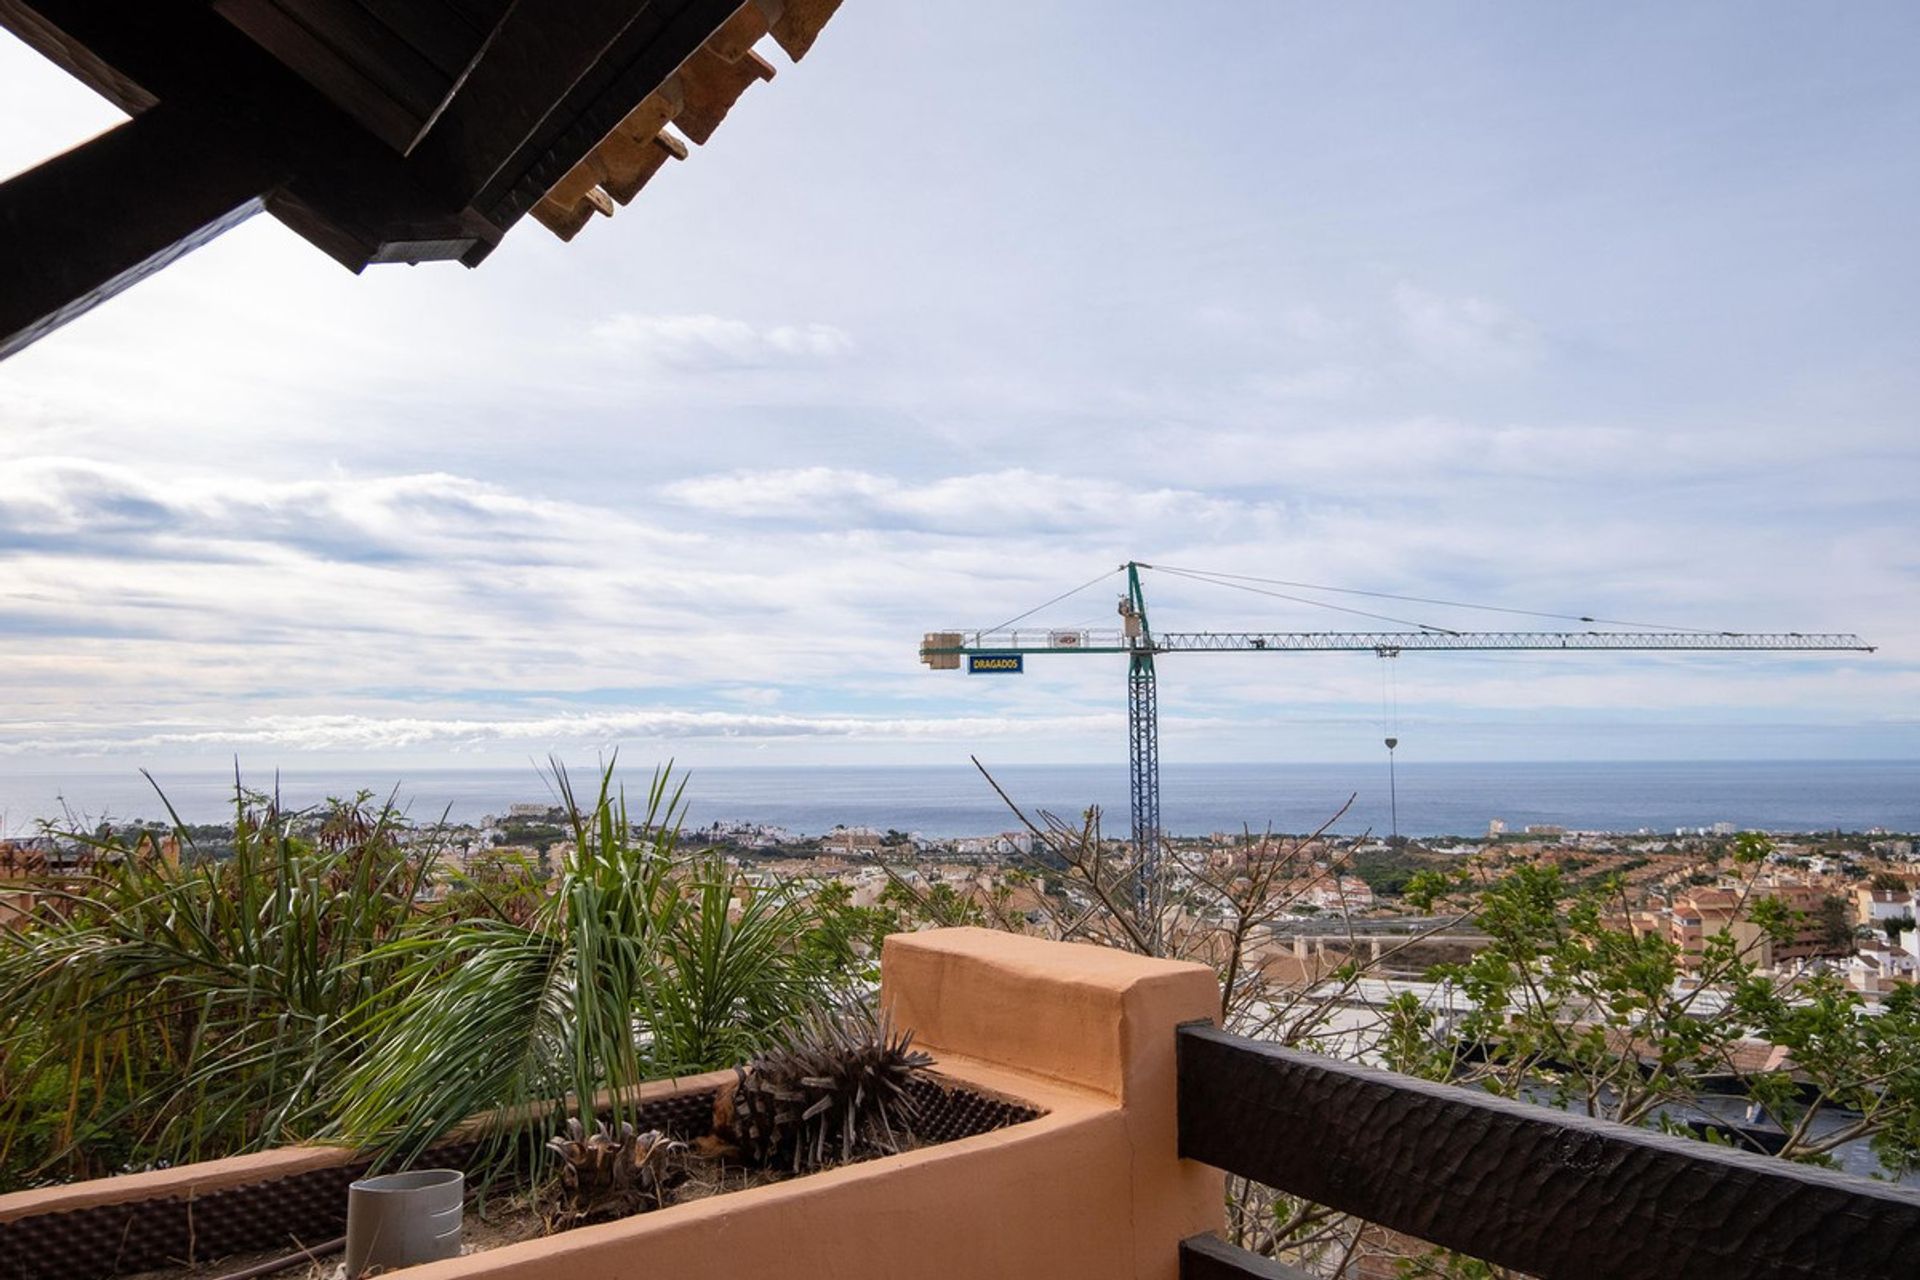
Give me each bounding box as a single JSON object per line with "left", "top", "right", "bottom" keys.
{"left": 920, "top": 561, "right": 1874, "bottom": 930}
{"left": 1119, "top": 562, "right": 1160, "bottom": 928}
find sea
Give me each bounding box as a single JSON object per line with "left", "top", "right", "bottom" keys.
{"left": 1, "top": 759, "right": 1916, "bottom": 838}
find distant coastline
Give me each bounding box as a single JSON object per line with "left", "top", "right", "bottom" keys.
{"left": 3, "top": 759, "right": 1917, "bottom": 840}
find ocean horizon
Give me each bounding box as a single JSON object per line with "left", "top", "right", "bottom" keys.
{"left": 2, "top": 759, "right": 1916, "bottom": 840}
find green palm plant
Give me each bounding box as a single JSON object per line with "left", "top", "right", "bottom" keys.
{"left": 330, "top": 758, "right": 844, "bottom": 1183}
{"left": 330, "top": 761, "right": 669, "bottom": 1173}
{"left": 0, "top": 782, "right": 430, "bottom": 1187}
{"left": 647, "top": 853, "right": 830, "bottom": 1073}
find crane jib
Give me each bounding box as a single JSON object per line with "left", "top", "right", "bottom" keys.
{"left": 921, "top": 630, "right": 1873, "bottom": 656}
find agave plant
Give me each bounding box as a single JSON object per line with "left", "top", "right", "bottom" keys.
{"left": 0, "top": 780, "right": 431, "bottom": 1186}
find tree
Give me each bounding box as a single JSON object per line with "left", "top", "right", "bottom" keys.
{"left": 873, "top": 759, "right": 1483, "bottom": 1271}
{"left": 1388, "top": 834, "right": 1920, "bottom": 1176}
{"left": 441, "top": 849, "right": 549, "bottom": 926}
{"left": 1818, "top": 893, "right": 1856, "bottom": 949}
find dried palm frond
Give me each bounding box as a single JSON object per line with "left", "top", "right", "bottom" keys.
{"left": 544, "top": 1118, "right": 683, "bottom": 1223}
{"left": 709, "top": 1007, "right": 933, "bottom": 1174}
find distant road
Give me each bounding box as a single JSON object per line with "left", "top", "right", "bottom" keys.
{"left": 1267, "top": 916, "right": 1484, "bottom": 938}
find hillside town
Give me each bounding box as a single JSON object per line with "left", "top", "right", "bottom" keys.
{"left": 9, "top": 810, "right": 1917, "bottom": 1008}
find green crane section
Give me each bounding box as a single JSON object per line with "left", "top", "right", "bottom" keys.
{"left": 919, "top": 560, "right": 1875, "bottom": 928}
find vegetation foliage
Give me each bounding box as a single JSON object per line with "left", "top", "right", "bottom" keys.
{"left": 0, "top": 786, "right": 427, "bottom": 1183}
{"left": 6, "top": 758, "right": 1917, "bottom": 1280}
{"left": 0, "top": 760, "right": 888, "bottom": 1192}
{"left": 1385, "top": 835, "right": 1920, "bottom": 1175}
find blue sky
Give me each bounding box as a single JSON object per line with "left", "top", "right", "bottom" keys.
{"left": 0, "top": 1, "right": 1915, "bottom": 776}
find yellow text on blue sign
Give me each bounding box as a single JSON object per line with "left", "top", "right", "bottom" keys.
{"left": 968, "top": 653, "right": 1024, "bottom": 674}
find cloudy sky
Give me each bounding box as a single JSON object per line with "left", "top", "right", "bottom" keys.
{"left": 1, "top": 1, "right": 1915, "bottom": 779}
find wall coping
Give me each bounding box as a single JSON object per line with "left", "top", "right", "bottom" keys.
{"left": 881, "top": 926, "right": 1219, "bottom": 1102}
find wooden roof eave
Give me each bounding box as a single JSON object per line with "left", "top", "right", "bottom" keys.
{"left": 0, "top": 0, "right": 849, "bottom": 358}
{"left": 527, "top": 0, "right": 844, "bottom": 245}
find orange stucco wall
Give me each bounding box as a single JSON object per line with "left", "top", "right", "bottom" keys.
{"left": 401, "top": 929, "right": 1224, "bottom": 1280}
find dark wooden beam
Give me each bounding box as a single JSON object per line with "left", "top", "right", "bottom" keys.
{"left": 1180, "top": 1235, "right": 1316, "bottom": 1280}
{"left": 3, "top": 0, "right": 495, "bottom": 272}
{"left": 0, "top": 0, "right": 800, "bottom": 346}
{"left": 215, "top": 0, "right": 452, "bottom": 152}
{"left": 1176, "top": 1024, "right": 1920, "bottom": 1280}
{"left": 0, "top": 104, "right": 283, "bottom": 361}
{"left": 361, "top": 0, "right": 502, "bottom": 80}
{"left": 458, "top": 0, "right": 747, "bottom": 233}
{"left": 409, "top": 0, "right": 678, "bottom": 209}
{"left": 0, "top": 0, "right": 155, "bottom": 113}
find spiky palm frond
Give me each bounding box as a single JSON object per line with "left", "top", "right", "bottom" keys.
{"left": 717, "top": 1008, "right": 933, "bottom": 1174}
{"left": 331, "top": 758, "right": 853, "bottom": 1189}
{"left": 3, "top": 757, "right": 870, "bottom": 1192}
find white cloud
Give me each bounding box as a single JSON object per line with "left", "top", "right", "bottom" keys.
{"left": 1245, "top": 366, "right": 1359, "bottom": 401}
{"left": 2, "top": 444, "right": 1906, "bottom": 772}
{"left": 764, "top": 324, "right": 856, "bottom": 357}
{"left": 662, "top": 466, "right": 1266, "bottom": 534}
{"left": 1276, "top": 304, "right": 1358, "bottom": 344}
{"left": 1392, "top": 283, "right": 1540, "bottom": 375}
{"left": 588, "top": 313, "right": 853, "bottom": 368}
{"left": 0, "top": 708, "right": 1124, "bottom": 757}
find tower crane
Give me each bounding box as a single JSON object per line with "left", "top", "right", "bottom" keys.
{"left": 919, "top": 561, "right": 1873, "bottom": 921}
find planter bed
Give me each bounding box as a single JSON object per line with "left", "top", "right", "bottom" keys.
{"left": 4, "top": 929, "right": 1227, "bottom": 1280}
{"left": 0, "top": 1073, "right": 1041, "bottom": 1280}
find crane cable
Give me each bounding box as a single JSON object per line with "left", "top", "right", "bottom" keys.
{"left": 1151, "top": 564, "right": 1462, "bottom": 633}
{"left": 1150, "top": 563, "right": 1716, "bottom": 634}
{"left": 1381, "top": 653, "right": 1401, "bottom": 846}
{"left": 966, "top": 560, "right": 1742, "bottom": 850}
{"left": 982, "top": 567, "right": 1124, "bottom": 635}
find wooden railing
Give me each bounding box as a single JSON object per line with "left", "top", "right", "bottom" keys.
{"left": 1174, "top": 1024, "right": 1920, "bottom": 1280}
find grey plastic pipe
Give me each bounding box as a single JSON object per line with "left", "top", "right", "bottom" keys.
{"left": 344, "top": 1169, "right": 464, "bottom": 1277}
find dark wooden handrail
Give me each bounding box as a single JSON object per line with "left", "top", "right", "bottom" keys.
{"left": 1179, "top": 1232, "right": 1314, "bottom": 1279}
{"left": 1176, "top": 1023, "right": 1920, "bottom": 1280}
